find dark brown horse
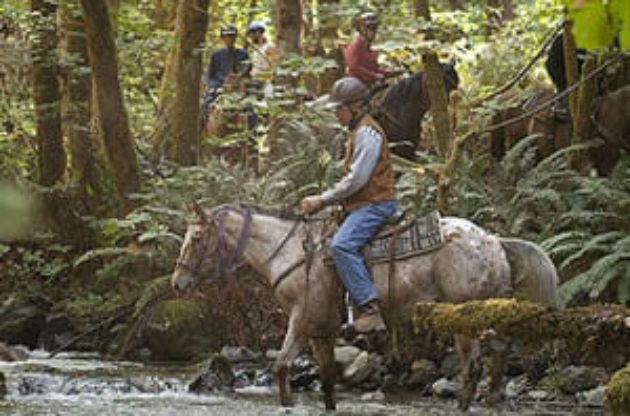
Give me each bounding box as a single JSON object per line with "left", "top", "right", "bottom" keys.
{"left": 373, "top": 63, "right": 460, "bottom": 160}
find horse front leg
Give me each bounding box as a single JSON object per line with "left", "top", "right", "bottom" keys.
{"left": 455, "top": 334, "right": 482, "bottom": 411}
{"left": 310, "top": 336, "right": 337, "bottom": 410}
{"left": 274, "top": 313, "right": 306, "bottom": 407}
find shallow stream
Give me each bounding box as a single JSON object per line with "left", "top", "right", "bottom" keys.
{"left": 0, "top": 351, "right": 603, "bottom": 415}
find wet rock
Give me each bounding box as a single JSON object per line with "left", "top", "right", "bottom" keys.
{"left": 577, "top": 385, "right": 606, "bottom": 406}
{"left": 253, "top": 367, "right": 274, "bottom": 387}
{"left": 431, "top": 377, "right": 461, "bottom": 398}
{"left": 265, "top": 349, "right": 279, "bottom": 361}
{"left": 406, "top": 358, "right": 439, "bottom": 390}
{"left": 361, "top": 390, "right": 385, "bottom": 401}
{"left": 560, "top": 366, "right": 608, "bottom": 395}
{"left": 143, "top": 299, "right": 208, "bottom": 361}
{"left": 0, "top": 371, "right": 6, "bottom": 399}
{"left": 334, "top": 345, "right": 361, "bottom": 368}
{"left": 18, "top": 376, "right": 49, "bottom": 395}
{"left": 221, "top": 346, "right": 260, "bottom": 363}
{"left": 540, "top": 365, "right": 608, "bottom": 395}
{"left": 0, "top": 342, "right": 29, "bottom": 361}
{"left": 342, "top": 351, "right": 372, "bottom": 385}
{"left": 528, "top": 389, "right": 551, "bottom": 401}
{"left": 439, "top": 352, "right": 460, "bottom": 379}
{"left": 505, "top": 374, "right": 530, "bottom": 399}
{"left": 234, "top": 368, "right": 255, "bottom": 388}
{"left": 188, "top": 355, "right": 235, "bottom": 394}
{"left": 289, "top": 355, "right": 319, "bottom": 391}
{"left": 0, "top": 294, "right": 49, "bottom": 348}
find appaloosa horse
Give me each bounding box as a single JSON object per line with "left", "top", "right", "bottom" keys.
{"left": 171, "top": 202, "right": 558, "bottom": 410}
{"left": 373, "top": 63, "right": 460, "bottom": 160}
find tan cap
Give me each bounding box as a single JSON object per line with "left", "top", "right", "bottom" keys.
{"left": 312, "top": 77, "right": 369, "bottom": 109}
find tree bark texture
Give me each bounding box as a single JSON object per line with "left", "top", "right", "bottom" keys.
{"left": 571, "top": 56, "right": 596, "bottom": 171}
{"left": 415, "top": 0, "right": 452, "bottom": 156}
{"left": 60, "top": 1, "right": 100, "bottom": 212}
{"left": 562, "top": 23, "right": 579, "bottom": 121}
{"left": 166, "top": 0, "right": 209, "bottom": 165}
{"left": 32, "top": 0, "right": 66, "bottom": 187}
{"left": 275, "top": 0, "right": 302, "bottom": 56}
{"left": 81, "top": 0, "right": 140, "bottom": 199}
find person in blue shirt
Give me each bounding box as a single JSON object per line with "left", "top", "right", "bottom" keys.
{"left": 202, "top": 24, "right": 250, "bottom": 121}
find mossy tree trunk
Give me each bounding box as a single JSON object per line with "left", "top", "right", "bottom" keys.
{"left": 562, "top": 23, "right": 579, "bottom": 122}
{"left": 154, "top": 0, "right": 210, "bottom": 165}
{"left": 32, "top": 0, "right": 65, "bottom": 187}
{"left": 60, "top": 0, "right": 100, "bottom": 213}
{"left": 415, "top": 0, "right": 451, "bottom": 157}
{"left": 275, "top": 0, "right": 302, "bottom": 57}
{"left": 81, "top": 0, "right": 140, "bottom": 203}
{"left": 571, "top": 56, "right": 596, "bottom": 171}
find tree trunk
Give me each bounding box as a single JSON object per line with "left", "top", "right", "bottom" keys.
{"left": 562, "top": 23, "right": 579, "bottom": 121}
{"left": 81, "top": 0, "right": 140, "bottom": 201}
{"left": 154, "top": 0, "right": 178, "bottom": 30}
{"left": 60, "top": 1, "right": 100, "bottom": 213}
{"left": 153, "top": 0, "right": 209, "bottom": 165}
{"left": 275, "top": 0, "right": 302, "bottom": 56}
{"left": 32, "top": 0, "right": 65, "bottom": 187}
{"left": 571, "top": 56, "right": 596, "bottom": 171}
{"left": 415, "top": 0, "right": 451, "bottom": 156}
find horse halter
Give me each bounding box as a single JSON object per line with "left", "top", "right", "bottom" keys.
{"left": 175, "top": 205, "right": 252, "bottom": 283}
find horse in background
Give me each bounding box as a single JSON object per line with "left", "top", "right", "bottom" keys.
{"left": 171, "top": 202, "right": 558, "bottom": 411}
{"left": 373, "top": 62, "right": 460, "bottom": 160}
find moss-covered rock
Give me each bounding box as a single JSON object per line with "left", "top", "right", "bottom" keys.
{"left": 413, "top": 299, "right": 630, "bottom": 368}
{"left": 606, "top": 364, "right": 630, "bottom": 416}
{"left": 143, "top": 299, "right": 210, "bottom": 361}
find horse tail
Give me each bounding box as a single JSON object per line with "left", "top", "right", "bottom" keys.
{"left": 500, "top": 237, "right": 560, "bottom": 309}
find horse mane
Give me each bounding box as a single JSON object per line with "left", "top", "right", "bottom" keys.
{"left": 209, "top": 202, "right": 302, "bottom": 221}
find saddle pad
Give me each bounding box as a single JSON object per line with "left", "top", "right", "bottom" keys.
{"left": 323, "top": 211, "right": 444, "bottom": 265}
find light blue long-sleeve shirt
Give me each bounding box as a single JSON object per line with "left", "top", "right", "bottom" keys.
{"left": 321, "top": 125, "right": 383, "bottom": 205}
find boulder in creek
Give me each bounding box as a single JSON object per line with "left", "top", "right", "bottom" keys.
{"left": 188, "top": 355, "right": 235, "bottom": 394}
{"left": 142, "top": 299, "right": 209, "bottom": 361}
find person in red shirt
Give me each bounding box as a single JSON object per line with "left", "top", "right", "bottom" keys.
{"left": 344, "top": 12, "right": 400, "bottom": 87}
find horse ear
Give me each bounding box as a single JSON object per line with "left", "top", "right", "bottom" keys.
{"left": 190, "top": 200, "right": 209, "bottom": 224}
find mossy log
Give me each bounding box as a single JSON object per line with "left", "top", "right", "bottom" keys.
{"left": 607, "top": 364, "right": 630, "bottom": 416}
{"left": 414, "top": 299, "right": 630, "bottom": 366}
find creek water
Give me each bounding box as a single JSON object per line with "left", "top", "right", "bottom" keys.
{"left": 0, "top": 351, "right": 603, "bottom": 415}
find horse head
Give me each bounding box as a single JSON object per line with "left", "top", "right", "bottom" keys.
{"left": 172, "top": 201, "right": 220, "bottom": 293}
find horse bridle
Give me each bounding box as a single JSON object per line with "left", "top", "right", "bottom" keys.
{"left": 175, "top": 205, "right": 253, "bottom": 283}
{"left": 175, "top": 204, "right": 305, "bottom": 288}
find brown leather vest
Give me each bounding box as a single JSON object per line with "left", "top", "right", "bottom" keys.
{"left": 342, "top": 114, "right": 395, "bottom": 212}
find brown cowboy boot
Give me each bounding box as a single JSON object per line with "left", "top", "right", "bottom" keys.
{"left": 354, "top": 300, "right": 387, "bottom": 333}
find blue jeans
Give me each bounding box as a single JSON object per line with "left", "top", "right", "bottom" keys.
{"left": 330, "top": 200, "right": 398, "bottom": 307}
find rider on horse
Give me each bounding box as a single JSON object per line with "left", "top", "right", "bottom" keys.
{"left": 202, "top": 24, "right": 250, "bottom": 122}
{"left": 247, "top": 21, "right": 278, "bottom": 99}
{"left": 344, "top": 12, "right": 401, "bottom": 88}
{"left": 301, "top": 77, "right": 398, "bottom": 334}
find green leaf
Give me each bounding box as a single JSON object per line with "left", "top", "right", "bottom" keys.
{"left": 569, "top": 0, "right": 616, "bottom": 51}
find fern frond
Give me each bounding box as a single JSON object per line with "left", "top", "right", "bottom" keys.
{"left": 559, "top": 231, "right": 626, "bottom": 271}
{"left": 589, "top": 252, "right": 630, "bottom": 299}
